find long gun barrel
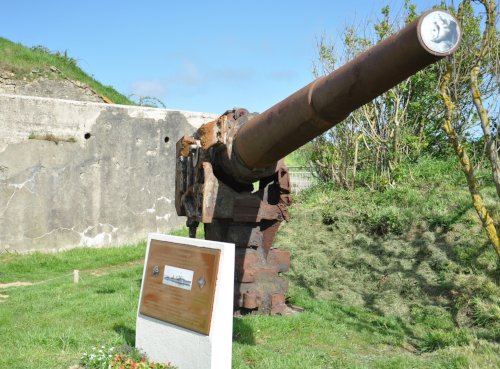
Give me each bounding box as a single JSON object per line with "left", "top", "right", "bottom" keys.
{"left": 175, "top": 9, "right": 461, "bottom": 314}
{"left": 233, "top": 9, "right": 461, "bottom": 171}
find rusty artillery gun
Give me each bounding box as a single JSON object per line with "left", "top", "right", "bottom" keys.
{"left": 175, "top": 10, "right": 461, "bottom": 314}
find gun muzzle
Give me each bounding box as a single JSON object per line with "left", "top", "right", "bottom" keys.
{"left": 233, "top": 10, "right": 461, "bottom": 169}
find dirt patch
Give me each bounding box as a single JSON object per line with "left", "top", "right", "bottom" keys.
{"left": 0, "top": 67, "right": 108, "bottom": 103}
{"left": 0, "top": 281, "right": 33, "bottom": 289}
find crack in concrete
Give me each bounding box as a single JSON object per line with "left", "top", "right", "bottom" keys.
{"left": 127, "top": 195, "right": 173, "bottom": 217}
{"left": 26, "top": 227, "right": 79, "bottom": 240}
{"left": 156, "top": 214, "right": 172, "bottom": 221}
{"left": 1, "top": 167, "right": 42, "bottom": 217}
{"left": 22, "top": 223, "right": 120, "bottom": 249}
{"left": 156, "top": 196, "right": 172, "bottom": 204}
{"left": 0, "top": 191, "right": 17, "bottom": 218}
{"left": 8, "top": 166, "right": 42, "bottom": 193}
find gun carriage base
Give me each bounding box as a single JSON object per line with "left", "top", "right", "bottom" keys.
{"left": 176, "top": 109, "right": 294, "bottom": 314}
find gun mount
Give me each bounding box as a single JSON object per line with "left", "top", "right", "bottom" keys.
{"left": 175, "top": 10, "right": 461, "bottom": 314}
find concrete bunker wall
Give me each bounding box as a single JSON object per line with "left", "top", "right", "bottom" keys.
{"left": 0, "top": 94, "right": 217, "bottom": 252}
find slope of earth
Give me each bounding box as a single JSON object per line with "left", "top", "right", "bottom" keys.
{"left": 0, "top": 37, "right": 132, "bottom": 105}
{"left": 274, "top": 156, "right": 499, "bottom": 362}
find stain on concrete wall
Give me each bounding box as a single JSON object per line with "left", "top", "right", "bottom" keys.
{"left": 0, "top": 94, "right": 217, "bottom": 252}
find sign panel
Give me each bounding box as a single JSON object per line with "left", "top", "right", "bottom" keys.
{"left": 139, "top": 239, "right": 221, "bottom": 335}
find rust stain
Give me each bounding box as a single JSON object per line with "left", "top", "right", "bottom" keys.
{"left": 178, "top": 135, "right": 197, "bottom": 157}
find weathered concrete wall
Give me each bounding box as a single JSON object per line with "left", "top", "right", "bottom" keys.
{"left": 0, "top": 93, "right": 217, "bottom": 252}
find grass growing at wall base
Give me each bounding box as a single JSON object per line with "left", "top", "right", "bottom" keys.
{"left": 28, "top": 132, "right": 77, "bottom": 144}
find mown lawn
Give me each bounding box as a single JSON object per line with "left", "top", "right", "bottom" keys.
{"left": 1, "top": 240, "right": 498, "bottom": 369}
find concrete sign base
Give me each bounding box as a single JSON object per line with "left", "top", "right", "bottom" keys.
{"left": 136, "top": 233, "right": 235, "bottom": 369}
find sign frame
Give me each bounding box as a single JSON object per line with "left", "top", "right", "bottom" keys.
{"left": 139, "top": 239, "right": 221, "bottom": 335}
{"left": 136, "top": 233, "right": 234, "bottom": 369}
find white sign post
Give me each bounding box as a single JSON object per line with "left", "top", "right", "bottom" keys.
{"left": 136, "top": 233, "right": 235, "bottom": 369}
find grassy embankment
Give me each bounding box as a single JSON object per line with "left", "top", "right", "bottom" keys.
{"left": 0, "top": 37, "right": 132, "bottom": 105}
{"left": 0, "top": 157, "right": 498, "bottom": 369}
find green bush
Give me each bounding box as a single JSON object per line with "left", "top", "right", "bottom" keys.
{"left": 420, "top": 329, "right": 473, "bottom": 352}
{"left": 278, "top": 155, "right": 499, "bottom": 355}
{"left": 364, "top": 206, "right": 406, "bottom": 235}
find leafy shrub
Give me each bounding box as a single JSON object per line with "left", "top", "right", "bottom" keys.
{"left": 30, "top": 45, "right": 51, "bottom": 54}
{"left": 470, "top": 297, "right": 500, "bottom": 328}
{"left": 363, "top": 206, "right": 406, "bottom": 236}
{"left": 321, "top": 206, "right": 337, "bottom": 225}
{"left": 113, "top": 344, "right": 148, "bottom": 363}
{"left": 420, "top": 328, "right": 473, "bottom": 352}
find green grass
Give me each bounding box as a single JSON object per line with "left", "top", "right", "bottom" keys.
{"left": 233, "top": 291, "right": 499, "bottom": 369}
{"left": 2, "top": 246, "right": 498, "bottom": 369}
{"left": 0, "top": 37, "right": 133, "bottom": 105}
{"left": 0, "top": 242, "right": 146, "bottom": 283}
{"left": 0, "top": 261, "right": 142, "bottom": 368}
{"left": 1, "top": 157, "right": 499, "bottom": 368}
{"left": 285, "top": 144, "right": 311, "bottom": 167}
{"left": 168, "top": 225, "right": 205, "bottom": 239}
{"left": 274, "top": 157, "right": 499, "bottom": 361}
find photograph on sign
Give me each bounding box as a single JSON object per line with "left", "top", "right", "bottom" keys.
{"left": 163, "top": 265, "right": 194, "bottom": 290}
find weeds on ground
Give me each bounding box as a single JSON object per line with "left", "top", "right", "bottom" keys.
{"left": 0, "top": 229, "right": 498, "bottom": 369}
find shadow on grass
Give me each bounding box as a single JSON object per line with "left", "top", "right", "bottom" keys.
{"left": 291, "top": 274, "right": 317, "bottom": 298}
{"left": 350, "top": 223, "right": 498, "bottom": 345}
{"left": 233, "top": 318, "right": 256, "bottom": 345}
{"left": 114, "top": 324, "right": 136, "bottom": 346}
{"left": 313, "top": 299, "right": 415, "bottom": 346}
{"left": 95, "top": 287, "right": 116, "bottom": 294}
